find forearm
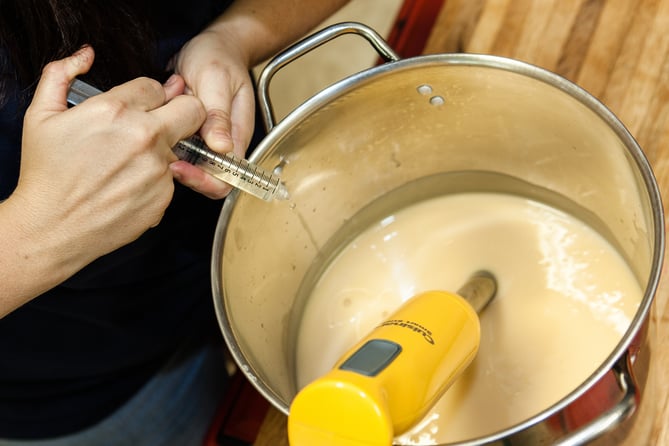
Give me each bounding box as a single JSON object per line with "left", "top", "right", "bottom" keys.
{"left": 0, "top": 196, "right": 85, "bottom": 317}
{"left": 206, "top": 0, "right": 350, "bottom": 67}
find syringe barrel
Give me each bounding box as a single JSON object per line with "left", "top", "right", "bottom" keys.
{"left": 172, "top": 136, "right": 288, "bottom": 201}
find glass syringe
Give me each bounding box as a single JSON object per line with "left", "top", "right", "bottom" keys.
{"left": 67, "top": 79, "right": 288, "bottom": 202}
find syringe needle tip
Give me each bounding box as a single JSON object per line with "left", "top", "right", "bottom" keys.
{"left": 275, "top": 184, "right": 290, "bottom": 201}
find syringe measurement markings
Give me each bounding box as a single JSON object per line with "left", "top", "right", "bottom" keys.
{"left": 181, "top": 143, "right": 278, "bottom": 193}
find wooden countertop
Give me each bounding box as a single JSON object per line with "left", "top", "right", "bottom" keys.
{"left": 253, "top": 0, "right": 669, "bottom": 444}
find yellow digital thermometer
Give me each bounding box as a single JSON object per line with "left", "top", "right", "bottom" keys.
{"left": 288, "top": 271, "right": 497, "bottom": 446}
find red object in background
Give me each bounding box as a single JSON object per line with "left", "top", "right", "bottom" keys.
{"left": 385, "top": 0, "right": 446, "bottom": 58}
{"left": 204, "top": 371, "right": 271, "bottom": 446}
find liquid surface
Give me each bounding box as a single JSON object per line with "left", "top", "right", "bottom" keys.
{"left": 295, "top": 192, "right": 641, "bottom": 444}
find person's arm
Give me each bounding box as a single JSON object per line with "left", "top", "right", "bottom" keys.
{"left": 207, "top": 0, "right": 351, "bottom": 67}
{"left": 0, "top": 2, "right": 350, "bottom": 315}
{"left": 0, "top": 47, "right": 206, "bottom": 317}
{"left": 169, "top": 0, "right": 350, "bottom": 198}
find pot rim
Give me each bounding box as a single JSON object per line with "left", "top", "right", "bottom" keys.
{"left": 211, "top": 52, "right": 665, "bottom": 442}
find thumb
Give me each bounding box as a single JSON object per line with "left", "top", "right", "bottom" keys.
{"left": 29, "top": 46, "right": 95, "bottom": 115}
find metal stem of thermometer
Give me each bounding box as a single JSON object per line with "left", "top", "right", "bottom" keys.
{"left": 67, "top": 79, "right": 288, "bottom": 202}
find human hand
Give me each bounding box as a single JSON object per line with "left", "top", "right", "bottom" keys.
{"left": 169, "top": 27, "right": 257, "bottom": 199}
{"left": 13, "top": 46, "right": 206, "bottom": 270}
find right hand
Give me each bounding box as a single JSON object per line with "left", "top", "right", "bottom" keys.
{"left": 12, "top": 46, "right": 207, "bottom": 269}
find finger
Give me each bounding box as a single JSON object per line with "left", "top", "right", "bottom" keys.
{"left": 162, "top": 73, "right": 186, "bottom": 101}
{"left": 198, "top": 83, "right": 256, "bottom": 159}
{"left": 104, "top": 77, "right": 167, "bottom": 112}
{"left": 192, "top": 77, "right": 234, "bottom": 154}
{"left": 189, "top": 71, "right": 255, "bottom": 156}
{"left": 224, "top": 85, "right": 256, "bottom": 157}
{"left": 200, "top": 104, "right": 234, "bottom": 154}
{"left": 30, "top": 46, "right": 95, "bottom": 114}
{"left": 169, "top": 161, "right": 232, "bottom": 199}
{"left": 151, "top": 94, "right": 207, "bottom": 147}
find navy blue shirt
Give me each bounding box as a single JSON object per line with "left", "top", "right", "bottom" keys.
{"left": 0, "top": 0, "right": 238, "bottom": 438}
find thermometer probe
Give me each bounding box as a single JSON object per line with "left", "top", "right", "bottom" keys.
{"left": 288, "top": 271, "right": 497, "bottom": 446}
{"left": 66, "top": 79, "right": 288, "bottom": 202}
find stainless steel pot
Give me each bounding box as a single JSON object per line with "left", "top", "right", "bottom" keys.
{"left": 211, "top": 22, "right": 664, "bottom": 445}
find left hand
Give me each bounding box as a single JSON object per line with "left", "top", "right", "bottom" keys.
{"left": 169, "top": 28, "right": 257, "bottom": 199}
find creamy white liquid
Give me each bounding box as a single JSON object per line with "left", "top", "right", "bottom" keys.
{"left": 295, "top": 192, "right": 641, "bottom": 444}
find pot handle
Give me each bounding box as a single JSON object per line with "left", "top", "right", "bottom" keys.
{"left": 553, "top": 352, "right": 638, "bottom": 446}
{"left": 256, "top": 21, "right": 400, "bottom": 130}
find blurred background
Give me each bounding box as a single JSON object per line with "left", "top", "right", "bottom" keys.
{"left": 253, "top": 0, "right": 403, "bottom": 121}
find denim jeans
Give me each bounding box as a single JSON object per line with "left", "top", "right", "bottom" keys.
{"left": 0, "top": 341, "right": 229, "bottom": 446}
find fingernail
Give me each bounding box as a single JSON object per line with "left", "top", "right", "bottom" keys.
{"left": 169, "top": 164, "right": 182, "bottom": 181}
{"left": 73, "top": 45, "right": 92, "bottom": 66}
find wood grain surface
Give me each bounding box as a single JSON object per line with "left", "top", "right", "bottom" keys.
{"left": 424, "top": 0, "right": 669, "bottom": 221}
{"left": 253, "top": 1, "right": 669, "bottom": 444}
